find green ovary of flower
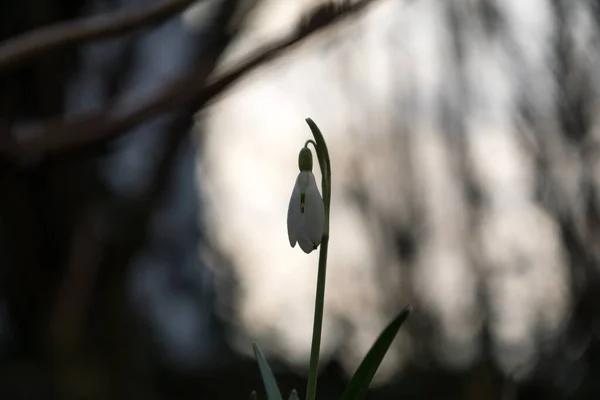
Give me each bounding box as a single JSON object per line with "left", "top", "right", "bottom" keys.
{"left": 298, "top": 146, "right": 313, "bottom": 171}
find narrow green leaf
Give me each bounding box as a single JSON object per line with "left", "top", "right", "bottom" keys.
{"left": 249, "top": 390, "right": 258, "bottom": 400}
{"left": 253, "top": 342, "right": 283, "bottom": 400}
{"left": 341, "top": 305, "right": 412, "bottom": 400}
{"left": 288, "top": 389, "right": 300, "bottom": 400}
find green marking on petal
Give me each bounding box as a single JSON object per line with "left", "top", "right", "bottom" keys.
{"left": 300, "top": 192, "right": 306, "bottom": 213}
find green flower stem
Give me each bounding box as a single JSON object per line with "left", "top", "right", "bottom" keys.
{"left": 305, "top": 118, "right": 331, "bottom": 400}
{"left": 306, "top": 235, "right": 329, "bottom": 400}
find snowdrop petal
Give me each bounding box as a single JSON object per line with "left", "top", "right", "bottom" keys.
{"left": 296, "top": 170, "right": 310, "bottom": 190}
{"left": 287, "top": 176, "right": 302, "bottom": 248}
{"left": 304, "top": 172, "right": 325, "bottom": 248}
{"left": 286, "top": 171, "right": 325, "bottom": 254}
{"left": 298, "top": 234, "right": 316, "bottom": 254}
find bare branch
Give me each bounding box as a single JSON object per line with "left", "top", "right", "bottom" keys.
{"left": 2, "top": 0, "right": 385, "bottom": 165}
{"left": 0, "top": 0, "right": 198, "bottom": 72}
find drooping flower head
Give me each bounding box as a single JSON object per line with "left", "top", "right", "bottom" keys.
{"left": 287, "top": 146, "right": 325, "bottom": 254}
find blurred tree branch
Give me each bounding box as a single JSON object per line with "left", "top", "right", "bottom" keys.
{"left": 37, "top": 0, "right": 261, "bottom": 397}
{"left": 0, "top": 0, "right": 385, "bottom": 166}
{"left": 0, "top": 0, "right": 199, "bottom": 72}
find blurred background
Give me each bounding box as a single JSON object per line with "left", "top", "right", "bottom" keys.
{"left": 1, "top": 0, "right": 600, "bottom": 398}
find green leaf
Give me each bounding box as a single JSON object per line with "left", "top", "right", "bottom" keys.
{"left": 341, "top": 305, "right": 412, "bottom": 400}
{"left": 288, "top": 389, "right": 300, "bottom": 400}
{"left": 253, "top": 342, "right": 283, "bottom": 400}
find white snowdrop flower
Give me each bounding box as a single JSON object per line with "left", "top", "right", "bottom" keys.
{"left": 287, "top": 147, "right": 325, "bottom": 254}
